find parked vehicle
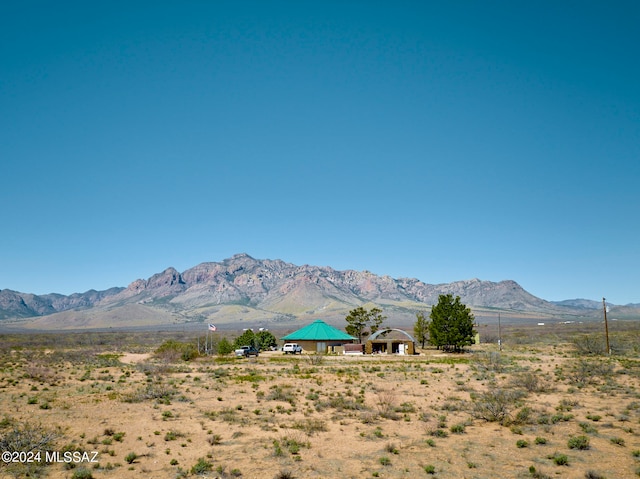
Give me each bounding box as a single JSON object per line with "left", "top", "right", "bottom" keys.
{"left": 235, "top": 346, "right": 259, "bottom": 357}
{"left": 282, "top": 343, "right": 303, "bottom": 354}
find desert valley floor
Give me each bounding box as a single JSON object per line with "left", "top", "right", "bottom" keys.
{"left": 1, "top": 327, "right": 640, "bottom": 479}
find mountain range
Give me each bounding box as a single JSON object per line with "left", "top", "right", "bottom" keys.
{"left": 1, "top": 253, "right": 637, "bottom": 330}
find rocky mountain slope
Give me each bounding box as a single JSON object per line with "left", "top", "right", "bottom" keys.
{"left": 0, "top": 254, "right": 635, "bottom": 329}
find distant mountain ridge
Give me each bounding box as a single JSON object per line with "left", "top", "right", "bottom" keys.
{"left": 0, "top": 287, "right": 124, "bottom": 319}
{"left": 0, "top": 254, "right": 636, "bottom": 328}
{"left": 551, "top": 299, "right": 603, "bottom": 310}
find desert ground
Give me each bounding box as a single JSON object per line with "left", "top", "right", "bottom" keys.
{"left": 1, "top": 323, "right": 640, "bottom": 479}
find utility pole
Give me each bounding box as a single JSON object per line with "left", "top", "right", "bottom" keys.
{"left": 498, "top": 313, "right": 502, "bottom": 351}
{"left": 603, "top": 297, "right": 611, "bottom": 356}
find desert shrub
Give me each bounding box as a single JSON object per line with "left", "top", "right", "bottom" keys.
{"left": 307, "top": 354, "right": 324, "bottom": 365}
{"left": 528, "top": 465, "right": 552, "bottom": 479}
{"left": 267, "top": 385, "right": 296, "bottom": 405}
{"left": 556, "top": 398, "right": 579, "bottom": 411}
{"left": 568, "top": 435, "right": 590, "bottom": 450}
{"left": 71, "top": 468, "right": 94, "bottom": 479}
{"left": 274, "top": 471, "right": 295, "bottom": 479}
{"left": 164, "top": 430, "right": 185, "bottom": 441}
{"left": 513, "top": 407, "right": 533, "bottom": 425}
{"left": 395, "top": 401, "right": 416, "bottom": 413}
{"left": 155, "top": 340, "right": 198, "bottom": 362}
{"left": 93, "top": 353, "right": 123, "bottom": 368}
{"left": 291, "top": 418, "right": 328, "bottom": 435}
{"left": 122, "top": 383, "right": 177, "bottom": 403}
{"left": 441, "top": 396, "right": 467, "bottom": 412}
{"left": 471, "top": 388, "right": 522, "bottom": 424}
{"left": 385, "top": 442, "right": 399, "bottom": 454}
{"left": 272, "top": 440, "right": 284, "bottom": 457}
{"left": 473, "top": 351, "right": 511, "bottom": 375}
{"left": 378, "top": 456, "right": 391, "bottom": 466}
{"left": 135, "top": 361, "right": 173, "bottom": 376}
{"left": 0, "top": 420, "right": 60, "bottom": 453}
{"left": 610, "top": 437, "right": 625, "bottom": 446}
{"left": 424, "top": 464, "right": 436, "bottom": 474}
{"left": 124, "top": 452, "right": 138, "bottom": 464}
{"left": 324, "top": 394, "right": 363, "bottom": 412}
{"left": 161, "top": 410, "right": 174, "bottom": 420}
{"left": 234, "top": 371, "right": 266, "bottom": 383}
{"left": 550, "top": 452, "right": 569, "bottom": 465}
{"left": 0, "top": 421, "right": 60, "bottom": 478}
{"left": 375, "top": 390, "right": 399, "bottom": 420}
{"left": 572, "top": 334, "right": 607, "bottom": 356}
{"left": 535, "top": 437, "right": 547, "bottom": 445}
{"left": 570, "top": 359, "right": 615, "bottom": 387}
{"left": 579, "top": 422, "right": 598, "bottom": 434}
{"left": 511, "top": 371, "right": 548, "bottom": 393}
{"left": 429, "top": 428, "right": 448, "bottom": 438}
{"left": 516, "top": 439, "right": 529, "bottom": 448}
{"left": 584, "top": 472, "right": 606, "bottom": 479}
{"left": 274, "top": 433, "right": 309, "bottom": 457}
{"left": 450, "top": 423, "right": 466, "bottom": 434}
{"left": 23, "top": 364, "right": 59, "bottom": 384}
{"left": 550, "top": 413, "right": 573, "bottom": 423}
{"left": 191, "top": 457, "right": 213, "bottom": 474}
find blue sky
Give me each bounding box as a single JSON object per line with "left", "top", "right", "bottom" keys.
{"left": 1, "top": 1, "right": 638, "bottom": 304}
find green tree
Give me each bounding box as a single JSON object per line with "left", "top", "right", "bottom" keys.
{"left": 255, "top": 330, "right": 277, "bottom": 350}
{"left": 345, "top": 306, "right": 386, "bottom": 343}
{"left": 217, "top": 337, "right": 234, "bottom": 356}
{"left": 233, "top": 329, "right": 256, "bottom": 349}
{"left": 413, "top": 312, "right": 430, "bottom": 348}
{"left": 428, "top": 294, "right": 475, "bottom": 352}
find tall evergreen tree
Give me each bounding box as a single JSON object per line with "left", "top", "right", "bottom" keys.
{"left": 428, "top": 294, "right": 475, "bottom": 352}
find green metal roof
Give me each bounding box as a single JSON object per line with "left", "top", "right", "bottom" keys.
{"left": 281, "top": 320, "right": 357, "bottom": 341}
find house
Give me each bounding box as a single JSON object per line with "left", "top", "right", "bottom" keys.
{"left": 280, "top": 319, "right": 357, "bottom": 353}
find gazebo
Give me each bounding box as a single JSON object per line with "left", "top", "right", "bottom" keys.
{"left": 280, "top": 319, "right": 357, "bottom": 353}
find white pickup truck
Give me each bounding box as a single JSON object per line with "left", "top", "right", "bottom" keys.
{"left": 282, "top": 343, "right": 303, "bottom": 354}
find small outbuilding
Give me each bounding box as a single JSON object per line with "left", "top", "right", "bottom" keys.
{"left": 365, "top": 328, "right": 417, "bottom": 355}
{"left": 280, "top": 319, "right": 357, "bottom": 353}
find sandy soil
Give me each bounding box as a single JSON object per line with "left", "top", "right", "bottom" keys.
{"left": 1, "top": 343, "right": 640, "bottom": 479}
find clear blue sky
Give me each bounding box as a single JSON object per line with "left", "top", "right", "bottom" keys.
{"left": 1, "top": 1, "right": 638, "bottom": 304}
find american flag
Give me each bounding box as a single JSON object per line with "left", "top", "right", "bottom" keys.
{"left": 208, "top": 323, "right": 217, "bottom": 331}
